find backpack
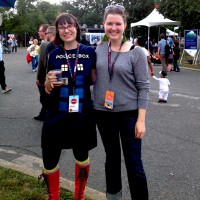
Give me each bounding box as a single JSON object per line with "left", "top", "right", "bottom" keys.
{"left": 165, "top": 40, "right": 171, "bottom": 56}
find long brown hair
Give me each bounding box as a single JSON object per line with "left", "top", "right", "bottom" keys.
{"left": 54, "top": 13, "right": 81, "bottom": 46}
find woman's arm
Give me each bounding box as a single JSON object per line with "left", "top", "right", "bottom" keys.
{"left": 147, "top": 55, "right": 154, "bottom": 76}
{"left": 90, "top": 69, "right": 97, "bottom": 85}
{"left": 135, "top": 108, "right": 146, "bottom": 139}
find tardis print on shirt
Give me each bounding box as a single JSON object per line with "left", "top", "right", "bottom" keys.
{"left": 47, "top": 44, "right": 96, "bottom": 113}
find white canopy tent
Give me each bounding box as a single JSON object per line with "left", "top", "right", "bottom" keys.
{"left": 166, "top": 28, "right": 178, "bottom": 36}
{"left": 130, "top": 8, "right": 181, "bottom": 48}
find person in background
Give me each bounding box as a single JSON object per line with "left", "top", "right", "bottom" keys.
{"left": 0, "top": 39, "right": 12, "bottom": 94}
{"left": 27, "top": 39, "right": 39, "bottom": 72}
{"left": 152, "top": 70, "right": 170, "bottom": 103}
{"left": 172, "top": 41, "right": 180, "bottom": 72}
{"left": 173, "top": 35, "right": 178, "bottom": 43}
{"left": 157, "top": 33, "right": 168, "bottom": 74}
{"left": 151, "top": 38, "right": 158, "bottom": 55}
{"left": 92, "top": 4, "right": 149, "bottom": 200}
{"left": 167, "top": 36, "right": 174, "bottom": 48}
{"left": 40, "top": 13, "right": 97, "bottom": 200}
{"left": 166, "top": 36, "right": 174, "bottom": 72}
{"left": 34, "top": 26, "right": 56, "bottom": 121}
{"left": 29, "top": 36, "right": 34, "bottom": 45}
{"left": 134, "top": 36, "right": 154, "bottom": 76}
{"left": 34, "top": 24, "right": 50, "bottom": 120}
{"left": 38, "top": 24, "right": 50, "bottom": 44}
{"left": 12, "top": 37, "right": 18, "bottom": 53}
{"left": 167, "top": 49, "right": 173, "bottom": 72}
{"left": 80, "top": 34, "right": 90, "bottom": 46}
{"left": 145, "top": 39, "right": 152, "bottom": 54}
{"left": 80, "top": 27, "right": 90, "bottom": 46}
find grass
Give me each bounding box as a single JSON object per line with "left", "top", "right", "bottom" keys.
{"left": 0, "top": 166, "right": 91, "bottom": 200}
{"left": 180, "top": 62, "right": 200, "bottom": 70}
{"left": 179, "top": 48, "right": 200, "bottom": 70}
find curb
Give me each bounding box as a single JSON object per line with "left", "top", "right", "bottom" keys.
{"left": 153, "top": 64, "right": 200, "bottom": 71}
{"left": 179, "top": 66, "right": 200, "bottom": 71}
{"left": 0, "top": 159, "right": 106, "bottom": 200}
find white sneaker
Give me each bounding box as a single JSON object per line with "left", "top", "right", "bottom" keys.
{"left": 2, "top": 87, "right": 12, "bottom": 94}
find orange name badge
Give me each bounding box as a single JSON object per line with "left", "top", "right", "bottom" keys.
{"left": 104, "top": 90, "right": 114, "bottom": 110}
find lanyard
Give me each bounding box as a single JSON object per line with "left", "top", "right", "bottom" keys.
{"left": 108, "top": 41, "right": 123, "bottom": 82}
{"left": 64, "top": 43, "right": 80, "bottom": 82}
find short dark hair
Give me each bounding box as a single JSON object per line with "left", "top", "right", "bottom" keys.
{"left": 137, "top": 36, "right": 146, "bottom": 47}
{"left": 160, "top": 33, "right": 165, "bottom": 39}
{"left": 40, "top": 24, "right": 50, "bottom": 32}
{"left": 174, "top": 41, "right": 179, "bottom": 47}
{"left": 160, "top": 71, "right": 167, "bottom": 77}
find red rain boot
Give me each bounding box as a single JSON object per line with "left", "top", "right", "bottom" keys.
{"left": 74, "top": 163, "right": 90, "bottom": 200}
{"left": 42, "top": 169, "right": 60, "bottom": 200}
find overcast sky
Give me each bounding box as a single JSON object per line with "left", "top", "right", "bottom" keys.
{"left": 47, "top": 0, "right": 63, "bottom": 4}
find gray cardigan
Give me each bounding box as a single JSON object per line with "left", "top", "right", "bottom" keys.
{"left": 92, "top": 42, "right": 149, "bottom": 112}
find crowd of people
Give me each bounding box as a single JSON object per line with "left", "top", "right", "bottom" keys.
{"left": 147, "top": 34, "right": 180, "bottom": 73}
{"left": 0, "top": 36, "right": 18, "bottom": 54}
{"left": 131, "top": 33, "right": 180, "bottom": 104}
{"left": 1, "top": 4, "right": 184, "bottom": 200}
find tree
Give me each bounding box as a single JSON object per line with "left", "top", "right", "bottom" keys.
{"left": 1, "top": 0, "right": 198, "bottom": 46}
{"left": 59, "top": 0, "right": 104, "bottom": 27}
{"left": 1, "top": 0, "right": 61, "bottom": 46}
{"left": 158, "top": 0, "right": 200, "bottom": 35}
{"left": 37, "top": 1, "right": 60, "bottom": 25}
{"left": 124, "top": 0, "right": 155, "bottom": 38}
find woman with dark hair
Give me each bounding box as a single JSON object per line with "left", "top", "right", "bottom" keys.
{"left": 40, "top": 13, "right": 97, "bottom": 200}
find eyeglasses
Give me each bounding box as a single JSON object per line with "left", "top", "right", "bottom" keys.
{"left": 58, "top": 24, "right": 76, "bottom": 33}
{"left": 105, "top": 5, "right": 125, "bottom": 12}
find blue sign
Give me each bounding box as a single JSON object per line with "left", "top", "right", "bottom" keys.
{"left": 184, "top": 29, "right": 198, "bottom": 50}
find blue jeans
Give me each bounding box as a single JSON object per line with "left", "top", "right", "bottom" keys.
{"left": 95, "top": 110, "right": 148, "bottom": 200}
{"left": 31, "top": 55, "right": 38, "bottom": 70}
{"left": 173, "top": 57, "right": 180, "bottom": 71}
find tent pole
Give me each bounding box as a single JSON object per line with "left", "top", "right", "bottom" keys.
{"left": 158, "top": 26, "right": 160, "bottom": 42}
{"left": 130, "top": 26, "right": 133, "bottom": 43}
{"left": 148, "top": 27, "right": 150, "bottom": 50}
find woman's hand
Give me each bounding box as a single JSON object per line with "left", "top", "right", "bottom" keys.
{"left": 44, "top": 71, "right": 58, "bottom": 94}
{"left": 135, "top": 120, "right": 146, "bottom": 139}
{"left": 150, "top": 71, "right": 154, "bottom": 76}
{"left": 135, "top": 108, "right": 147, "bottom": 139}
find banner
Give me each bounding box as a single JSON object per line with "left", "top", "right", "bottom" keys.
{"left": 184, "top": 29, "right": 198, "bottom": 50}
{"left": 184, "top": 49, "right": 197, "bottom": 57}
{"left": 86, "top": 33, "right": 104, "bottom": 45}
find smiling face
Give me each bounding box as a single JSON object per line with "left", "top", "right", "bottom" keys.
{"left": 103, "top": 5, "right": 127, "bottom": 43}
{"left": 58, "top": 23, "right": 77, "bottom": 44}
{"left": 104, "top": 14, "right": 126, "bottom": 42}
{"left": 54, "top": 13, "right": 81, "bottom": 46}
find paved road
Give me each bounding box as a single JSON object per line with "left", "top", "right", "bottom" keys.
{"left": 0, "top": 47, "right": 200, "bottom": 200}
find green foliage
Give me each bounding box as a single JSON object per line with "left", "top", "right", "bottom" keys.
{"left": 124, "top": 0, "right": 155, "bottom": 38}
{"left": 0, "top": 166, "right": 92, "bottom": 200}
{"left": 158, "top": 0, "right": 200, "bottom": 35}
{"left": 1, "top": 0, "right": 199, "bottom": 42}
